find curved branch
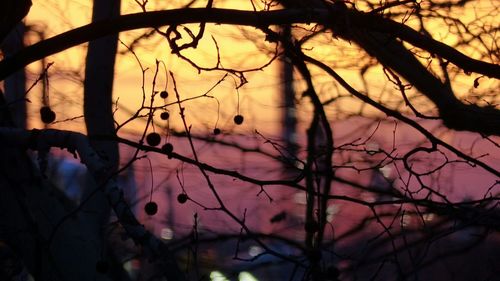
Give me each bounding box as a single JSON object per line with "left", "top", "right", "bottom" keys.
{"left": 1, "top": 7, "right": 497, "bottom": 135}
{"left": 0, "top": 8, "right": 323, "bottom": 81}
{"left": 1, "top": 7, "right": 498, "bottom": 80}
{"left": 345, "top": 25, "right": 499, "bottom": 135}
{"left": 343, "top": 9, "right": 500, "bottom": 78}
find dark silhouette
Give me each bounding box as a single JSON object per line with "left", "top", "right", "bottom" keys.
{"left": 0, "top": 1, "right": 498, "bottom": 280}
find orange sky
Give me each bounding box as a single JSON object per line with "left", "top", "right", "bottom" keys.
{"left": 22, "top": 0, "right": 497, "bottom": 138}
{"left": 25, "top": 0, "right": 284, "bottom": 137}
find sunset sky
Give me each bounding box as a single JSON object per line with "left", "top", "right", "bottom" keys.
{"left": 22, "top": 0, "right": 496, "bottom": 136}
{"left": 4, "top": 2, "right": 498, "bottom": 280}
{"left": 24, "top": 0, "right": 287, "bottom": 137}
{"left": 22, "top": 0, "right": 497, "bottom": 142}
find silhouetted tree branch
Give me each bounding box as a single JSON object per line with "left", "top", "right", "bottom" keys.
{"left": 1, "top": 7, "right": 498, "bottom": 135}
{"left": 0, "top": 0, "right": 31, "bottom": 44}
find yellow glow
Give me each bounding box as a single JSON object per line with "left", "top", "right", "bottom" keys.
{"left": 210, "top": 271, "right": 230, "bottom": 281}
{"left": 20, "top": 0, "right": 498, "bottom": 135}
{"left": 160, "top": 227, "right": 174, "bottom": 240}
{"left": 239, "top": 272, "right": 259, "bottom": 281}
{"left": 24, "top": 0, "right": 283, "bottom": 135}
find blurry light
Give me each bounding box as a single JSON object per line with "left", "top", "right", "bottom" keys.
{"left": 123, "top": 260, "right": 132, "bottom": 272}
{"left": 160, "top": 227, "right": 174, "bottom": 240}
{"left": 423, "top": 213, "right": 435, "bottom": 222}
{"left": 239, "top": 271, "right": 259, "bottom": 281}
{"left": 401, "top": 213, "right": 412, "bottom": 227}
{"left": 326, "top": 204, "right": 339, "bottom": 222}
{"left": 294, "top": 192, "right": 307, "bottom": 205}
{"left": 294, "top": 160, "right": 304, "bottom": 170}
{"left": 379, "top": 166, "right": 392, "bottom": 178}
{"left": 248, "top": 245, "right": 264, "bottom": 257}
{"left": 123, "top": 259, "right": 140, "bottom": 280}
{"left": 210, "top": 271, "right": 230, "bottom": 281}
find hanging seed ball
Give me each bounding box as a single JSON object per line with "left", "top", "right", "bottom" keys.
{"left": 161, "top": 143, "right": 174, "bottom": 155}
{"left": 177, "top": 193, "right": 188, "bottom": 204}
{"left": 95, "top": 260, "right": 109, "bottom": 273}
{"left": 145, "top": 201, "right": 158, "bottom": 216}
{"left": 40, "top": 106, "right": 56, "bottom": 124}
{"left": 146, "top": 132, "right": 161, "bottom": 146}
{"left": 233, "top": 114, "right": 244, "bottom": 125}
{"left": 213, "top": 128, "right": 221, "bottom": 135}
{"left": 160, "top": 112, "right": 170, "bottom": 120}
{"left": 304, "top": 220, "right": 320, "bottom": 233}
{"left": 160, "top": 91, "right": 168, "bottom": 99}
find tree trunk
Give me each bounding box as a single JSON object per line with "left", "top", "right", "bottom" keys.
{"left": 84, "top": 0, "right": 120, "bottom": 171}
{"left": 82, "top": 0, "right": 122, "bottom": 279}
{"left": 2, "top": 23, "right": 26, "bottom": 129}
